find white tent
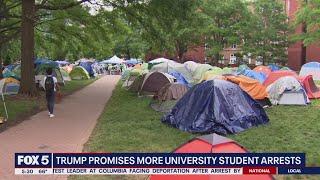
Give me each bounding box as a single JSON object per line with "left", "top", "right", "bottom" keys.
{"left": 149, "top": 57, "right": 172, "bottom": 64}
{"left": 102, "top": 55, "right": 124, "bottom": 64}
{"left": 299, "top": 62, "right": 320, "bottom": 80}
{"left": 267, "top": 76, "right": 310, "bottom": 105}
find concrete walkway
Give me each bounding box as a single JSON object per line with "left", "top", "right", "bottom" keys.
{"left": 0, "top": 75, "right": 120, "bottom": 180}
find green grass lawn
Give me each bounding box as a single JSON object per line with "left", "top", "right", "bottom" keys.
{"left": 85, "top": 83, "right": 320, "bottom": 159}
{"left": 75, "top": 82, "right": 320, "bottom": 180}
{"left": 0, "top": 78, "right": 96, "bottom": 131}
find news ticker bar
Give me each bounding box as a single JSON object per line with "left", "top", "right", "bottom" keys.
{"left": 14, "top": 153, "right": 320, "bottom": 175}
{"left": 15, "top": 167, "right": 320, "bottom": 175}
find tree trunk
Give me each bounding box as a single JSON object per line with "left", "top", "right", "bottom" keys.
{"left": 20, "top": 0, "right": 37, "bottom": 96}
{"left": 0, "top": 46, "right": 3, "bottom": 79}
{"left": 301, "top": 22, "right": 307, "bottom": 67}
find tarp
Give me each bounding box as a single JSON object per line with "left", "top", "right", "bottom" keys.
{"left": 241, "top": 70, "right": 266, "bottom": 84}
{"left": 299, "top": 62, "right": 320, "bottom": 80}
{"left": 169, "top": 71, "right": 190, "bottom": 87}
{"left": 267, "top": 76, "right": 309, "bottom": 105}
{"left": 253, "top": 66, "right": 272, "bottom": 76}
{"left": 125, "top": 58, "right": 141, "bottom": 65}
{"left": 162, "top": 79, "right": 269, "bottom": 135}
{"left": 224, "top": 75, "right": 269, "bottom": 100}
{"left": 34, "top": 58, "right": 59, "bottom": 68}
{"left": 55, "top": 60, "right": 69, "bottom": 66}
{"left": 150, "top": 134, "right": 273, "bottom": 180}
{"left": 263, "top": 70, "right": 299, "bottom": 87}
{"left": 299, "top": 75, "right": 320, "bottom": 99}
{"left": 268, "top": 64, "right": 281, "bottom": 71}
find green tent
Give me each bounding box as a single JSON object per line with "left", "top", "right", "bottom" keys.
{"left": 222, "top": 67, "right": 234, "bottom": 74}
{"left": 236, "top": 64, "right": 250, "bottom": 74}
{"left": 59, "top": 68, "right": 71, "bottom": 81}
{"left": 36, "top": 64, "right": 65, "bottom": 85}
{"left": 70, "top": 66, "right": 90, "bottom": 80}
{"left": 199, "top": 67, "right": 224, "bottom": 82}
{"left": 192, "top": 64, "right": 213, "bottom": 82}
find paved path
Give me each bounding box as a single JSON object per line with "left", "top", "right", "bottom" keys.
{"left": 0, "top": 75, "right": 120, "bottom": 180}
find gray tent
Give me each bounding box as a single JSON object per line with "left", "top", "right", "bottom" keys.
{"left": 267, "top": 76, "right": 310, "bottom": 105}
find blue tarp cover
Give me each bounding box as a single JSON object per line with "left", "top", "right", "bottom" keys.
{"left": 268, "top": 64, "right": 281, "bottom": 71}
{"left": 169, "top": 71, "right": 190, "bottom": 87}
{"left": 162, "top": 79, "right": 269, "bottom": 135}
{"left": 242, "top": 69, "right": 266, "bottom": 84}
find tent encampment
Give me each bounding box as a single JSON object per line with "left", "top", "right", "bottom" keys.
{"left": 267, "top": 76, "right": 310, "bottom": 105}
{"left": 162, "top": 79, "right": 269, "bottom": 134}
{"left": 299, "top": 75, "right": 320, "bottom": 99}
{"left": 150, "top": 83, "right": 189, "bottom": 112}
{"left": 253, "top": 66, "right": 272, "bottom": 76}
{"left": 140, "top": 72, "right": 175, "bottom": 95}
{"left": 263, "top": 70, "right": 299, "bottom": 87}
{"left": 224, "top": 75, "right": 271, "bottom": 106}
{"left": 299, "top": 62, "right": 320, "bottom": 80}
{"left": 69, "top": 66, "right": 90, "bottom": 80}
{"left": 150, "top": 134, "right": 273, "bottom": 180}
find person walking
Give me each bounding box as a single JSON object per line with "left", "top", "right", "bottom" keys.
{"left": 44, "top": 68, "right": 59, "bottom": 118}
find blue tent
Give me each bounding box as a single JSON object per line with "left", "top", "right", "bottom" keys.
{"left": 268, "top": 64, "right": 280, "bottom": 71}
{"left": 169, "top": 71, "right": 191, "bottom": 87}
{"left": 125, "top": 58, "right": 141, "bottom": 65}
{"left": 79, "top": 61, "right": 95, "bottom": 76}
{"left": 241, "top": 69, "right": 266, "bottom": 84}
{"left": 34, "top": 58, "right": 59, "bottom": 68}
{"left": 162, "top": 79, "right": 269, "bottom": 135}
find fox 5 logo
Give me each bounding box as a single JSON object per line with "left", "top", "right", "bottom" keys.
{"left": 15, "top": 153, "right": 52, "bottom": 168}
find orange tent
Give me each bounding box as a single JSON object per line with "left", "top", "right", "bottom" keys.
{"left": 263, "top": 70, "right": 299, "bottom": 87}
{"left": 224, "top": 75, "right": 268, "bottom": 100}
{"left": 150, "top": 134, "right": 273, "bottom": 180}
{"left": 253, "top": 66, "right": 272, "bottom": 76}
{"left": 299, "top": 75, "right": 320, "bottom": 99}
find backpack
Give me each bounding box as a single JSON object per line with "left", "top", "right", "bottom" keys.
{"left": 45, "top": 76, "right": 54, "bottom": 94}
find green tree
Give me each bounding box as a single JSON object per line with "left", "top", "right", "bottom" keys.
{"left": 243, "top": 0, "right": 289, "bottom": 65}
{"left": 201, "top": 0, "right": 252, "bottom": 65}
{"left": 295, "top": 0, "right": 320, "bottom": 46}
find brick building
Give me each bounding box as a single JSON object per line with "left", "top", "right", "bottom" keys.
{"left": 284, "top": 0, "right": 320, "bottom": 71}
{"left": 147, "top": 0, "right": 320, "bottom": 69}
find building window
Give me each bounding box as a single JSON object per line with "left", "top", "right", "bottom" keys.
{"left": 229, "top": 54, "right": 237, "bottom": 64}
{"left": 256, "top": 56, "right": 263, "bottom": 66}
{"left": 231, "top": 44, "right": 237, "bottom": 49}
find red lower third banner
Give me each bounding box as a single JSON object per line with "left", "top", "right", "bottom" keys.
{"left": 243, "top": 167, "right": 277, "bottom": 175}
